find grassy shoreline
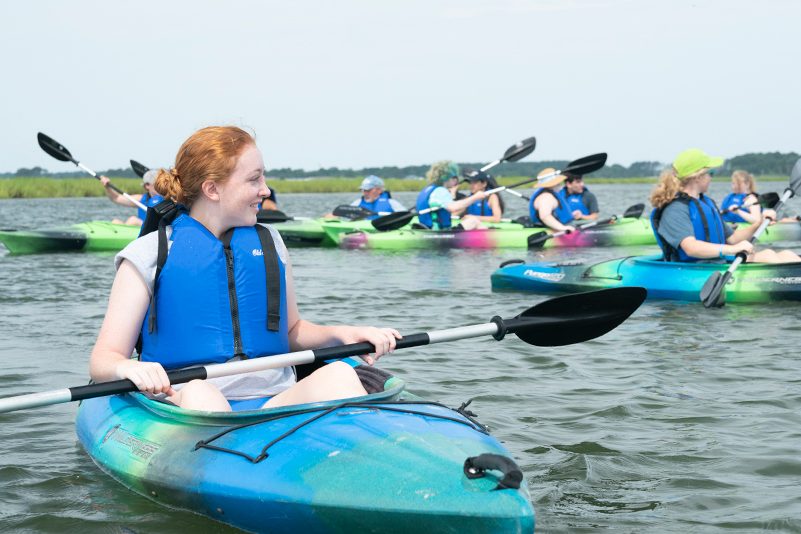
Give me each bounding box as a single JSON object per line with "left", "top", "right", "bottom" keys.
{"left": 0, "top": 176, "right": 788, "bottom": 199}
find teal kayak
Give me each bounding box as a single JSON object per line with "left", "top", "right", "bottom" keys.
{"left": 76, "top": 374, "right": 535, "bottom": 533}
{"left": 491, "top": 254, "right": 801, "bottom": 303}
{"left": 0, "top": 221, "right": 139, "bottom": 255}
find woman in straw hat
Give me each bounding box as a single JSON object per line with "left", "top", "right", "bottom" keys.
{"left": 649, "top": 148, "right": 799, "bottom": 263}
{"left": 527, "top": 168, "right": 576, "bottom": 233}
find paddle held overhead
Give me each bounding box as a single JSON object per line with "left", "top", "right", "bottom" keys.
{"left": 37, "top": 132, "right": 147, "bottom": 211}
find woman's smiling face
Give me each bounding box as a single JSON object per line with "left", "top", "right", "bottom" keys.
{"left": 216, "top": 144, "right": 269, "bottom": 227}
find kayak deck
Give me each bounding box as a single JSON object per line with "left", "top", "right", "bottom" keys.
{"left": 492, "top": 254, "right": 801, "bottom": 303}
{"left": 76, "top": 377, "right": 534, "bottom": 533}
{"left": 0, "top": 221, "right": 138, "bottom": 255}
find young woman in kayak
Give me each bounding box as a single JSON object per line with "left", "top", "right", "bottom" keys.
{"left": 720, "top": 170, "right": 760, "bottom": 225}
{"left": 415, "top": 161, "right": 489, "bottom": 230}
{"left": 650, "top": 148, "right": 800, "bottom": 263}
{"left": 528, "top": 168, "right": 576, "bottom": 233}
{"left": 90, "top": 126, "right": 400, "bottom": 412}
{"left": 455, "top": 170, "right": 504, "bottom": 226}
{"left": 100, "top": 170, "right": 164, "bottom": 226}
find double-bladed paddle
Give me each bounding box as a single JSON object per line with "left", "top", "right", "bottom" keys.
{"left": 256, "top": 210, "right": 312, "bottom": 224}
{"left": 700, "top": 158, "right": 801, "bottom": 308}
{"left": 719, "top": 191, "right": 780, "bottom": 215}
{"left": 331, "top": 205, "right": 389, "bottom": 220}
{"left": 36, "top": 132, "right": 147, "bottom": 211}
{"left": 130, "top": 159, "right": 150, "bottom": 179}
{"left": 372, "top": 150, "right": 607, "bottom": 233}
{"left": 527, "top": 203, "right": 645, "bottom": 248}
{"left": 0, "top": 287, "right": 646, "bottom": 413}
{"left": 370, "top": 137, "right": 538, "bottom": 231}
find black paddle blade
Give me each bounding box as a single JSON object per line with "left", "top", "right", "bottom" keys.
{"left": 332, "top": 205, "right": 372, "bottom": 220}
{"left": 502, "top": 287, "right": 647, "bottom": 346}
{"left": 623, "top": 203, "right": 646, "bottom": 219}
{"left": 371, "top": 211, "right": 415, "bottom": 232}
{"left": 37, "top": 132, "right": 74, "bottom": 163}
{"left": 256, "top": 209, "right": 291, "bottom": 223}
{"left": 526, "top": 231, "right": 550, "bottom": 248}
{"left": 130, "top": 159, "right": 150, "bottom": 178}
{"left": 757, "top": 192, "right": 779, "bottom": 209}
{"left": 700, "top": 271, "right": 729, "bottom": 308}
{"left": 563, "top": 153, "right": 607, "bottom": 176}
{"left": 502, "top": 136, "right": 537, "bottom": 163}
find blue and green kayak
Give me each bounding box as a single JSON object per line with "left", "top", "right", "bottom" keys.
{"left": 76, "top": 375, "right": 535, "bottom": 533}
{"left": 491, "top": 254, "right": 801, "bottom": 303}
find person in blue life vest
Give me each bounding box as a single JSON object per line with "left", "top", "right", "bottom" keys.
{"left": 260, "top": 185, "right": 278, "bottom": 211}
{"left": 528, "top": 167, "right": 576, "bottom": 233}
{"left": 349, "top": 175, "right": 406, "bottom": 219}
{"left": 559, "top": 173, "right": 599, "bottom": 221}
{"left": 719, "top": 170, "right": 761, "bottom": 225}
{"left": 416, "top": 161, "right": 489, "bottom": 230}
{"left": 649, "top": 148, "right": 800, "bottom": 263}
{"left": 100, "top": 170, "right": 165, "bottom": 226}
{"left": 456, "top": 170, "right": 504, "bottom": 225}
{"left": 89, "top": 126, "right": 401, "bottom": 412}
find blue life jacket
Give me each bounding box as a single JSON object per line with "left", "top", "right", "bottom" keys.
{"left": 137, "top": 192, "right": 165, "bottom": 221}
{"left": 416, "top": 184, "right": 452, "bottom": 229}
{"left": 466, "top": 198, "right": 493, "bottom": 216}
{"left": 651, "top": 193, "right": 727, "bottom": 262}
{"left": 528, "top": 188, "right": 573, "bottom": 226}
{"left": 720, "top": 192, "right": 753, "bottom": 224}
{"left": 358, "top": 191, "right": 395, "bottom": 220}
{"left": 139, "top": 213, "right": 288, "bottom": 369}
{"left": 559, "top": 188, "right": 592, "bottom": 216}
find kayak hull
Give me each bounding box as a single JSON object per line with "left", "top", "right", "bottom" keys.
{"left": 0, "top": 221, "right": 138, "bottom": 254}
{"left": 76, "top": 379, "right": 534, "bottom": 533}
{"left": 339, "top": 217, "right": 655, "bottom": 250}
{"left": 491, "top": 254, "right": 801, "bottom": 303}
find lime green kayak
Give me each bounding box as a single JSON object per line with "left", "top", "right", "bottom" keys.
{"left": 338, "top": 217, "right": 654, "bottom": 250}
{"left": 0, "top": 221, "right": 139, "bottom": 255}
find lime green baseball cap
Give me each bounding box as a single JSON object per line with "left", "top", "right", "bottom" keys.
{"left": 673, "top": 148, "right": 724, "bottom": 179}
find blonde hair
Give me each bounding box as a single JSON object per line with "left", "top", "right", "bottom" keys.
{"left": 650, "top": 167, "right": 712, "bottom": 208}
{"left": 154, "top": 126, "right": 255, "bottom": 206}
{"left": 731, "top": 170, "right": 757, "bottom": 194}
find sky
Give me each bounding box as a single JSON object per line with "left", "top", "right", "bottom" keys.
{"left": 1, "top": 0, "right": 799, "bottom": 173}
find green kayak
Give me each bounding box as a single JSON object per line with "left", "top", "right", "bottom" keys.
{"left": 338, "top": 217, "right": 654, "bottom": 250}
{"left": 338, "top": 218, "right": 801, "bottom": 251}
{"left": 0, "top": 221, "right": 139, "bottom": 255}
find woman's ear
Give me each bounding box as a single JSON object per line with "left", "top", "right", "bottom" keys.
{"left": 201, "top": 180, "right": 220, "bottom": 201}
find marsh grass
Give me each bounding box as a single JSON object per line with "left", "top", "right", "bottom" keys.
{"left": 0, "top": 175, "right": 788, "bottom": 199}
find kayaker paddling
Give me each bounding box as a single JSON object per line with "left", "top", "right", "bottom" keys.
{"left": 456, "top": 170, "right": 505, "bottom": 225}
{"left": 325, "top": 175, "right": 405, "bottom": 220}
{"left": 559, "top": 173, "right": 599, "bottom": 222}
{"left": 650, "top": 148, "right": 800, "bottom": 263}
{"left": 720, "top": 170, "right": 761, "bottom": 225}
{"left": 99, "top": 170, "right": 165, "bottom": 226}
{"left": 415, "top": 161, "right": 489, "bottom": 230}
{"left": 90, "top": 126, "right": 400, "bottom": 412}
{"left": 527, "top": 168, "right": 576, "bottom": 234}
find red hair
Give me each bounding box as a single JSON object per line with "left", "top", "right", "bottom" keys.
{"left": 154, "top": 126, "right": 255, "bottom": 206}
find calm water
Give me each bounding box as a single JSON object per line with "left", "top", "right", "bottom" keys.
{"left": 1, "top": 183, "right": 801, "bottom": 533}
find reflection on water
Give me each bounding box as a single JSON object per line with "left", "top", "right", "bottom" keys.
{"left": 1, "top": 183, "right": 800, "bottom": 533}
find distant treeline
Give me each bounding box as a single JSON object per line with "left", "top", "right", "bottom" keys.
{"left": 3, "top": 152, "right": 798, "bottom": 180}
